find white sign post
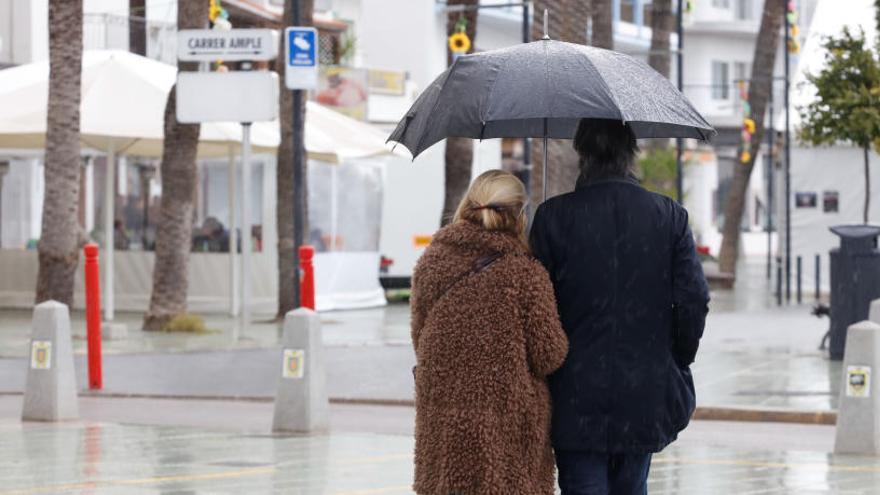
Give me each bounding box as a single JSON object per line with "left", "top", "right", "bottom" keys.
{"left": 175, "top": 28, "right": 281, "bottom": 336}
{"left": 284, "top": 27, "right": 318, "bottom": 90}
{"left": 178, "top": 29, "right": 278, "bottom": 62}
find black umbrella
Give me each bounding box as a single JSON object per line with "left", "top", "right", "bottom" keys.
{"left": 388, "top": 20, "right": 715, "bottom": 199}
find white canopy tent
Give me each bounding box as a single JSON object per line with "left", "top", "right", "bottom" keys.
{"left": 0, "top": 50, "right": 397, "bottom": 318}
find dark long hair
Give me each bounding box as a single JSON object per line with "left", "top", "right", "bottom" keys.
{"left": 572, "top": 119, "right": 639, "bottom": 182}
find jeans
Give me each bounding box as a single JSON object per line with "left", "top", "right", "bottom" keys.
{"left": 556, "top": 450, "right": 652, "bottom": 495}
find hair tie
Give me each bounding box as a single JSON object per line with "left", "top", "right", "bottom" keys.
{"left": 471, "top": 203, "right": 504, "bottom": 212}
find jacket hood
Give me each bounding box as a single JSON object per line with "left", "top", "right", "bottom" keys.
{"left": 431, "top": 220, "right": 528, "bottom": 256}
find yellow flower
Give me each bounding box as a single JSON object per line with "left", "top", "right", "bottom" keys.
{"left": 743, "top": 118, "right": 756, "bottom": 134}
{"left": 788, "top": 39, "right": 801, "bottom": 54}
{"left": 740, "top": 150, "right": 751, "bottom": 164}
{"left": 448, "top": 32, "right": 471, "bottom": 54}
{"left": 209, "top": 0, "right": 221, "bottom": 21}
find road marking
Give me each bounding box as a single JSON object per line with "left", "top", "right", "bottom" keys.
{"left": 0, "top": 452, "right": 414, "bottom": 495}
{"left": 653, "top": 456, "right": 880, "bottom": 474}
{"left": 333, "top": 486, "right": 412, "bottom": 495}
{"left": 0, "top": 467, "right": 276, "bottom": 494}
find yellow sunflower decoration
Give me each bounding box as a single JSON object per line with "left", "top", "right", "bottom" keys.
{"left": 449, "top": 32, "right": 471, "bottom": 54}
{"left": 449, "top": 16, "right": 471, "bottom": 55}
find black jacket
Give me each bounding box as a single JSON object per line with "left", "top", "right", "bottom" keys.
{"left": 530, "top": 177, "right": 709, "bottom": 454}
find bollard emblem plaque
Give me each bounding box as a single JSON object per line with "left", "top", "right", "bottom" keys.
{"left": 282, "top": 349, "right": 305, "bottom": 379}
{"left": 30, "top": 341, "right": 52, "bottom": 370}
{"left": 846, "top": 366, "right": 871, "bottom": 398}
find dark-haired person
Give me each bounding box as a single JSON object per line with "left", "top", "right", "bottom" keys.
{"left": 530, "top": 119, "right": 710, "bottom": 494}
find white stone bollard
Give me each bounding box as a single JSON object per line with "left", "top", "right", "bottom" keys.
{"left": 834, "top": 320, "right": 880, "bottom": 454}
{"left": 22, "top": 301, "right": 79, "bottom": 421}
{"left": 272, "top": 308, "right": 328, "bottom": 433}
{"left": 868, "top": 299, "right": 880, "bottom": 325}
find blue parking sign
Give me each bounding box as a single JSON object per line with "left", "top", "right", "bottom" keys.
{"left": 284, "top": 27, "right": 318, "bottom": 89}
{"left": 288, "top": 28, "right": 316, "bottom": 67}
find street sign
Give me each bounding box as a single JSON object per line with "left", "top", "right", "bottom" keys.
{"left": 284, "top": 27, "right": 318, "bottom": 90}
{"left": 176, "top": 71, "right": 279, "bottom": 123}
{"left": 178, "top": 29, "right": 278, "bottom": 62}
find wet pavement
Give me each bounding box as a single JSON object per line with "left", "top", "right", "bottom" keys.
{"left": 0, "top": 259, "right": 843, "bottom": 412}
{"left": 0, "top": 420, "right": 878, "bottom": 495}
{"left": 0, "top": 306, "right": 408, "bottom": 358}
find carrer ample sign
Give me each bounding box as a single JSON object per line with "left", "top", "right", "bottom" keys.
{"left": 178, "top": 29, "right": 278, "bottom": 62}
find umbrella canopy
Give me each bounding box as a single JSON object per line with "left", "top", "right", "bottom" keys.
{"left": 0, "top": 50, "right": 395, "bottom": 163}
{"left": 388, "top": 40, "right": 715, "bottom": 159}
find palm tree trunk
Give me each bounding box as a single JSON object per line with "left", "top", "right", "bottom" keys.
{"left": 864, "top": 144, "right": 871, "bottom": 224}
{"left": 718, "top": 0, "right": 785, "bottom": 274}
{"left": 36, "top": 0, "right": 83, "bottom": 307}
{"left": 143, "top": 0, "right": 206, "bottom": 330}
{"left": 276, "top": 0, "right": 314, "bottom": 318}
{"left": 591, "top": 0, "right": 614, "bottom": 49}
{"left": 440, "top": 0, "right": 479, "bottom": 226}
{"left": 529, "top": 0, "right": 595, "bottom": 206}
{"left": 648, "top": 0, "right": 673, "bottom": 78}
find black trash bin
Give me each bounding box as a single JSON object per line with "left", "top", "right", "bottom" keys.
{"left": 829, "top": 225, "right": 880, "bottom": 360}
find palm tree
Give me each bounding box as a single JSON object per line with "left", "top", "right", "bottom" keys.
{"left": 648, "top": 0, "right": 673, "bottom": 78}
{"left": 528, "top": 0, "right": 599, "bottom": 205}
{"left": 440, "top": 0, "right": 479, "bottom": 226}
{"left": 718, "top": 0, "right": 785, "bottom": 274}
{"left": 36, "top": 0, "right": 83, "bottom": 307}
{"left": 591, "top": 0, "right": 613, "bottom": 49}
{"left": 143, "top": 0, "right": 207, "bottom": 330}
{"left": 276, "top": 0, "right": 315, "bottom": 318}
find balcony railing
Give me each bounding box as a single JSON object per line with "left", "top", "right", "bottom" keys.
{"left": 83, "top": 13, "right": 177, "bottom": 65}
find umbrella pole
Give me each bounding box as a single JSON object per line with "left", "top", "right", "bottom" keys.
{"left": 542, "top": 118, "right": 548, "bottom": 201}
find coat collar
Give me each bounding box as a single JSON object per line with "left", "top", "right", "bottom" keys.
{"left": 431, "top": 220, "right": 528, "bottom": 255}
{"left": 575, "top": 172, "right": 641, "bottom": 191}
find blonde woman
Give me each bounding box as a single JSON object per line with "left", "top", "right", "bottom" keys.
{"left": 410, "top": 170, "right": 569, "bottom": 495}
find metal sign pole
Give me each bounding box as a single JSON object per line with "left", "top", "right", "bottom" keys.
{"left": 228, "top": 144, "right": 239, "bottom": 317}
{"left": 291, "top": 0, "right": 305, "bottom": 310}
{"left": 104, "top": 142, "right": 115, "bottom": 322}
{"left": 240, "top": 123, "right": 252, "bottom": 333}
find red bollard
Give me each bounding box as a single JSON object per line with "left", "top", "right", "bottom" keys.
{"left": 83, "top": 243, "right": 103, "bottom": 390}
{"left": 299, "top": 245, "right": 315, "bottom": 310}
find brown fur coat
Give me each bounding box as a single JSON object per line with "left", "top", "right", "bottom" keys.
{"left": 410, "top": 221, "right": 569, "bottom": 495}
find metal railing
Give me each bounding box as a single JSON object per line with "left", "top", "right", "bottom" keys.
{"left": 83, "top": 13, "right": 177, "bottom": 65}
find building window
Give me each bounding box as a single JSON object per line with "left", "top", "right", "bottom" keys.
{"left": 735, "top": 0, "right": 753, "bottom": 19}
{"left": 712, "top": 0, "right": 731, "bottom": 8}
{"left": 733, "top": 61, "right": 749, "bottom": 111}
{"left": 711, "top": 61, "right": 730, "bottom": 100}
{"left": 620, "top": 0, "right": 636, "bottom": 23}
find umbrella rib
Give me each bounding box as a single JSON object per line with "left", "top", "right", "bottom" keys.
{"left": 580, "top": 53, "right": 628, "bottom": 123}
{"left": 480, "top": 51, "right": 514, "bottom": 124}
{"left": 411, "top": 64, "right": 457, "bottom": 156}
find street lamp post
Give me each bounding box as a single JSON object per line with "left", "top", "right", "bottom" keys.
{"left": 783, "top": 0, "right": 792, "bottom": 302}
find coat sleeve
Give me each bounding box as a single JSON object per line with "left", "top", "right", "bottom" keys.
{"left": 522, "top": 261, "right": 569, "bottom": 377}
{"left": 528, "top": 204, "right": 555, "bottom": 281}
{"left": 671, "top": 207, "right": 710, "bottom": 367}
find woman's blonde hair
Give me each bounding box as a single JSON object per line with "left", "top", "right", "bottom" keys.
{"left": 452, "top": 170, "right": 529, "bottom": 246}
